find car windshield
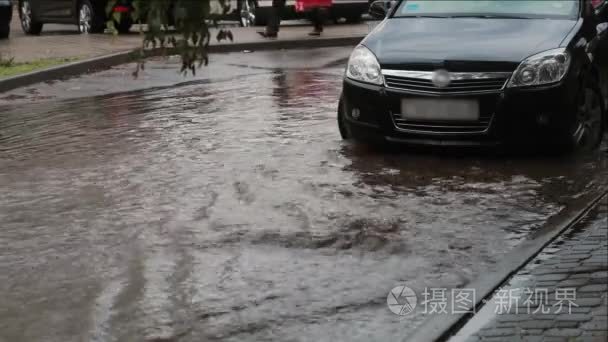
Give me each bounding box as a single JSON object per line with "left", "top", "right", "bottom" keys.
{"left": 395, "top": 0, "right": 580, "bottom": 19}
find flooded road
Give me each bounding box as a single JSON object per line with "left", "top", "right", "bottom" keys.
{"left": 1, "top": 47, "right": 607, "bottom": 342}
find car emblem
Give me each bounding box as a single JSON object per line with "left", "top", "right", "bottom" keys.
{"left": 431, "top": 69, "right": 451, "bottom": 88}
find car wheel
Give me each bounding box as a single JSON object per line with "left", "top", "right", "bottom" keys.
{"left": 238, "top": 0, "right": 258, "bottom": 27}
{"left": 338, "top": 96, "right": 351, "bottom": 140}
{"left": 560, "top": 82, "right": 605, "bottom": 153}
{"left": 19, "top": 0, "right": 43, "bottom": 35}
{"left": 78, "top": 0, "right": 105, "bottom": 34}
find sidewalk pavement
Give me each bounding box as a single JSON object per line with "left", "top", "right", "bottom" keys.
{"left": 450, "top": 195, "right": 608, "bottom": 342}
{"left": 0, "top": 10, "right": 371, "bottom": 63}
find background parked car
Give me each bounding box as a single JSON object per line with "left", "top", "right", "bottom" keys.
{"left": 0, "top": 0, "right": 12, "bottom": 39}
{"left": 16, "top": 0, "right": 259, "bottom": 35}
{"left": 18, "top": 0, "right": 136, "bottom": 34}
{"left": 331, "top": 0, "right": 369, "bottom": 23}
{"left": 253, "top": 0, "right": 369, "bottom": 25}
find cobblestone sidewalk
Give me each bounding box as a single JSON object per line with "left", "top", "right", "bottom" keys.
{"left": 451, "top": 195, "right": 608, "bottom": 342}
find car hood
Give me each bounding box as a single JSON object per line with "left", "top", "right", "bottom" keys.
{"left": 363, "top": 18, "right": 578, "bottom": 71}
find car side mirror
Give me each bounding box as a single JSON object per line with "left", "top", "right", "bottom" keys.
{"left": 369, "top": 0, "right": 395, "bottom": 20}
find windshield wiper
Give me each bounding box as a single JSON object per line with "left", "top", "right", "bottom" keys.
{"left": 395, "top": 15, "right": 452, "bottom": 18}
{"left": 450, "top": 14, "right": 529, "bottom": 19}
{"left": 395, "top": 14, "right": 530, "bottom": 19}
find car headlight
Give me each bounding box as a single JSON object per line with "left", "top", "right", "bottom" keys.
{"left": 508, "top": 48, "right": 571, "bottom": 88}
{"left": 346, "top": 45, "right": 384, "bottom": 85}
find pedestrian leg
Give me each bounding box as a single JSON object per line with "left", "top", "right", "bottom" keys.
{"left": 260, "top": 0, "right": 285, "bottom": 37}
{"left": 318, "top": 7, "right": 327, "bottom": 33}
{"left": 309, "top": 7, "right": 326, "bottom": 36}
{"left": 265, "top": 7, "right": 279, "bottom": 36}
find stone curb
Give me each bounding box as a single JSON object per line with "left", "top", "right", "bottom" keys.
{"left": 0, "top": 35, "right": 364, "bottom": 93}
{"left": 405, "top": 189, "right": 608, "bottom": 342}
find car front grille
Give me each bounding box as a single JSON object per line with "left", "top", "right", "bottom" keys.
{"left": 382, "top": 70, "right": 511, "bottom": 95}
{"left": 390, "top": 111, "right": 493, "bottom": 134}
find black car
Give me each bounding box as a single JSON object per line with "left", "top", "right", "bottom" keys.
{"left": 17, "top": 0, "right": 260, "bottom": 35}
{"left": 18, "top": 0, "right": 135, "bottom": 34}
{"left": 0, "top": 0, "right": 12, "bottom": 39}
{"left": 339, "top": 0, "right": 608, "bottom": 152}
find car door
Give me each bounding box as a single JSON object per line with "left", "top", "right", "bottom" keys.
{"left": 27, "top": 0, "right": 47, "bottom": 20}
{"left": 39, "top": 0, "right": 73, "bottom": 21}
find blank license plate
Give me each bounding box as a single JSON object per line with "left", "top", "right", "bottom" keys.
{"left": 401, "top": 98, "right": 480, "bottom": 121}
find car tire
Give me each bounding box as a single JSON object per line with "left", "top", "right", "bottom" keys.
{"left": 558, "top": 79, "right": 605, "bottom": 153}
{"left": 19, "top": 0, "right": 43, "bottom": 35}
{"left": 0, "top": 22, "right": 9, "bottom": 39}
{"left": 78, "top": 0, "right": 105, "bottom": 34}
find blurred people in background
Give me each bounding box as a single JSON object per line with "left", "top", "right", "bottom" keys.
{"left": 259, "top": 0, "right": 286, "bottom": 38}
{"left": 296, "top": 0, "right": 333, "bottom": 36}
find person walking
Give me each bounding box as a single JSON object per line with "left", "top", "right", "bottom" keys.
{"left": 296, "top": 0, "right": 333, "bottom": 36}
{"left": 258, "top": 0, "right": 286, "bottom": 38}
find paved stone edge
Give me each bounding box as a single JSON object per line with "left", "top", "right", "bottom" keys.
{"left": 405, "top": 189, "right": 608, "bottom": 342}
{"left": 0, "top": 35, "right": 364, "bottom": 93}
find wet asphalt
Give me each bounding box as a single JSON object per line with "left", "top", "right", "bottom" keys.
{"left": 0, "top": 47, "right": 607, "bottom": 342}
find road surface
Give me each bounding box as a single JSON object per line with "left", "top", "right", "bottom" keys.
{"left": 1, "top": 47, "right": 607, "bottom": 342}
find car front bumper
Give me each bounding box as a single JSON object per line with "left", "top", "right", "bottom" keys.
{"left": 341, "top": 73, "right": 581, "bottom": 146}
